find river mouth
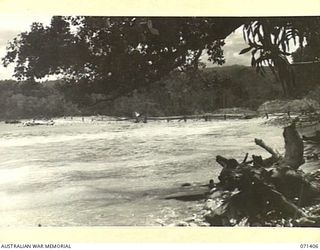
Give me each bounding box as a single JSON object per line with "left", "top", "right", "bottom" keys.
{"left": 0, "top": 118, "right": 284, "bottom": 226}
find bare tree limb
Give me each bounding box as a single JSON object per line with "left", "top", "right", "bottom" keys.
{"left": 254, "top": 138, "right": 281, "bottom": 159}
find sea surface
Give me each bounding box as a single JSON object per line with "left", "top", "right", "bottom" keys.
{"left": 0, "top": 118, "right": 284, "bottom": 226}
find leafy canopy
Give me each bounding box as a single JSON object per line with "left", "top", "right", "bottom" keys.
{"left": 3, "top": 16, "right": 320, "bottom": 98}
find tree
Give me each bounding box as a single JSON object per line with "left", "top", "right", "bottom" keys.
{"left": 290, "top": 27, "right": 320, "bottom": 97}
{"left": 3, "top": 16, "right": 320, "bottom": 99}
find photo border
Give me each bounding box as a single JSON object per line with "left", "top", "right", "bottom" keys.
{"left": 0, "top": 0, "right": 319, "bottom": 244}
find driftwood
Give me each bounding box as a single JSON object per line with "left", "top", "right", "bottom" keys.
{"left": 254, "top": 138, "right": 281, "bottom": 167}
{"left": 254, "top": 138, "right": 280, "bottom": 159}
{"left": 255, "top": 122, "right": 304, "bottom": 169}
{"left": 283, "top": 122, "right": 305, "bottom": 169}
{"left": 204, "top": 122, "right": 320, "bottom": 227}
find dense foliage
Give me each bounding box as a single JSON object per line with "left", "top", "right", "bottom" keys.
{"left": 0, "top": 80, "right": 79, "bottom": 119}
{"left": 2, "top": 16, "right": 320, "bottom": 99}
{"left": 109, "top": 65, "right": 282, "bottom": 116}
{"left": 291, "top": 39, "right": 320, "bottom": 100}
{"left": 0, "top": 66, "right": 283, "bottom": 119}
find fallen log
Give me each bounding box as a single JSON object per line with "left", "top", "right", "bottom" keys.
{"left": 204, "top": 122, "right": 320, "bottom": 226}
{"left": 205, "top": 184, "right": 308, "bottom": 226}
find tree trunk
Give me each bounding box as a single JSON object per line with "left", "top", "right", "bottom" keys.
{"left": 283, "top": 122, "right": 304, "bottom": 169}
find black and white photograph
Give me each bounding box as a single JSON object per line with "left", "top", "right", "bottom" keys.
{"left": 0, "top": 14, "right": 320, "bottom": 228}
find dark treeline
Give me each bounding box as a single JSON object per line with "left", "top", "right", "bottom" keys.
{"left": 1, "top": 63, "right": 320, "bottom": 120}
{"left": 291, "top": 45, "right": 320, "bottom": 104}
{"left": 0, "top": 65, "right": 284, "bottom": 119}
{"left": 87, "top": 64, "right": 320, "bottom": 117}
{"left": 0, "top": 80, "right": 79, "bottom": 119}
{"left": 107, "top": 65, "right": 283, "bottom": 116}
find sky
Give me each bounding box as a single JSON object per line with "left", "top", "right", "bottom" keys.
{"left": 0, "top": 15, "right": 52, "bottom": 80}
{"left": 221, "top": 27, "right": 251, "bottom": 66}
{"left": 0, "top": 16, "right": 251, "bottom": 80}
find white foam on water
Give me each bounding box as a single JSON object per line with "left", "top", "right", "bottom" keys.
{"left": 0, "top": 118, "right": 285, "bottom": 226}
{"left": 0, "top": 118, "right": 264, "bottom": 147}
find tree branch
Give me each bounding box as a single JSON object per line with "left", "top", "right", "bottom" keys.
{"left": 254, "top": 138, "right": 281, "bottom": 159}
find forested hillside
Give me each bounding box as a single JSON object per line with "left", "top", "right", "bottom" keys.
{"left": 106, "top": 65, "right": 283, "bottom": 116}
{"left": 0, "top": 65, "right": 283, "bottom": 119}
{"left": 0, "top": 64, "right": 310, "bottom": 119}
{"left": 0, "top": 80, "right": 79, "bottom": 119}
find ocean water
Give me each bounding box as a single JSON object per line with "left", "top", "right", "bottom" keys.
{"left": 0, "top": 118, "right": 284, "bottom": 226}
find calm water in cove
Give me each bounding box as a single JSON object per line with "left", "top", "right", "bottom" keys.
{"left": 0, "top": 118, "right": 284, "bottom": 226}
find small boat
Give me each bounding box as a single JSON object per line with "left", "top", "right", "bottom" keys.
{"left": 5, "top": 120, "right": 21, "bottom": 124}
{"left": 23, "top": 120, "right": 55, "bottom": 126}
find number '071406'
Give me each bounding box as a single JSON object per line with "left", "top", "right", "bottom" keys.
{"left": 300, "top": 244, "right": 319, "bottom": 248}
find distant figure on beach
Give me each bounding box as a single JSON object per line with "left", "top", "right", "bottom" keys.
{"left": 82, "top": 117, "right": 84, "bottom": 122}
{"left": 183, "top": 116, "right": 187, "bottom": 122}
{"left": 134, "top": 111, "right": 141, "bottom": 123}
{"left": 265, "top": 112, "right": 269, "bottom": 119}
{"left": 224, "top": 114, "right": 227, "bottom": 120}
{"left": 287, "top": 111, "right": 291, "bottom": 118}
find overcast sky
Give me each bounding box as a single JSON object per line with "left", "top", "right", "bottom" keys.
{"left": 0, "top": 15, "right": 52, "bottom": 80}
{"left": 201, "top": 26, "right": 251, "bottom": 68}
{"left": 0, "top": 16, "right": 251, "bottom": 80}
